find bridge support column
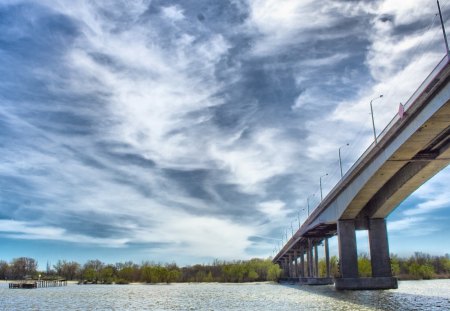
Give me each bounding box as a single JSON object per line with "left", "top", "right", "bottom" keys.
{"left": 369, "top": 218, "right": 393, "bottom": 277}
{"left": 337, "top": 219, "right": 358, "bottom": 278}
{"left": 294, "top": 250, "right": 298, "bottom": 278}
{"left": 283, "top": 258, "right": 289, "bottom": 278}
{"left": 307, "top": 239, "right": 313, "bottom": 277}
{"left": 298, "top": 239, "right": 333, "bottom": 286}
{"left": 368, "top": 219, "right": 398, "bottom": 289}
{"left": 325, "top": 238, "right": 330, "bottom": 278}
{"left": 335, "top": 219, "right": 398, "bottom": 290}
{"left": 288, "top": 254, "right": 293, "bottom": 278}
{"left": 300, "top": 249, "right": 305, "bottom": 278}
{"left": 314, "top": 244, "right": 319, "bottom": 277}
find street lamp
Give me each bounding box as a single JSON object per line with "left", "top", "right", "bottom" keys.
{"left": 320, "top": 173, "right": 328, "bottom": 201}
{"left": 307, "top": 194, "right": 315, "bottom": 216}
{"left": 370, "top": 95, "right": 383, "bottom": 144}
{"left": 339, "top": 143, "right": 349, "bottom": 178}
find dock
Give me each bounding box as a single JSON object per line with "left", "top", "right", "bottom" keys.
{"left": 9, "top": 279, "right": 67, "bottom": 289}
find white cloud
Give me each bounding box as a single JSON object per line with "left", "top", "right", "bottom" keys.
{"left": 377, "top": 0, "right": 436, "bottom": 25}
{"left": 403, "top": 168, "right": 450, "bottom": 216}
{"left": 388, "top": 216, "right": 425, "bottom": 232}
{"left": 161, "top": 5, "right": 185, "bottom": 22}
{"left": 210, "top": 128, "right": 298, "bottom": 193}
{"left": 0, "top": 220, "right": 129, "bottom": 247}
{"left": 258, "top": 200, "right": 286, "bottom": 217}
{"left": 244, "top": 0, "right": 373, "bottom": 56}
{"left": 388, "top": 216, "right": 441, "bottom": 237}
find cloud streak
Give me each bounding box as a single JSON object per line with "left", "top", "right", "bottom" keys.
{"left": 0, "top": 0, "right": 449, "bottom": 263}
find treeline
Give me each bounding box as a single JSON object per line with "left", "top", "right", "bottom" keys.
{"left": 1, "top": 253, "right": 448, "bottom": 283}
{"left": 390, "top": 252, "right": 450, "bottom": 280}
{"left": 0, "top": 258, "right": 281, "bottom": 284}
{"left": 316, "top": 252, "right": 450, "bottom": 280}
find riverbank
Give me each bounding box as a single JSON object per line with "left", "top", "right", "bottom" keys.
{"left": 396, "top": 274, "right": 450, "bottom": 280}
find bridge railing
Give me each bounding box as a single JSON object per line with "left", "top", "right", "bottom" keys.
{"left": 309, "top": 54, "right": 449, "bottom": 219}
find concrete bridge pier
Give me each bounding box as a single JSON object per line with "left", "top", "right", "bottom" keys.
{"left": 335, "top": 219, "right": 398, "bottom": 290}
{"left": 315, "top": 238, "right": 333, "bottom": 285}
{"left": 310, "top": 237, "right": 334, "bottom": 285}
{"left": 293, "top": 250, "right": 298, "bottom": 278}
{"left": 369, "top": 219, "right": 393, "bottom": 278}
{"left": 299, "top": 248, "right": 305, "bottom": 278}
{"left": 307, "top": 239, "right": 314, "bottom": 277}
{"left": 288, "top": 254, "right": 293, "bottom": 278}
{"left": 299, "top": 239, "right": 333, "bottom": 285}
{"left": 325, "top": 238, "right": 330, "bottom": 278}
{"left": 314, "top": 244, "right": 319, "bottom": 277}
{"left": 282, "top": 258, "right": 289, "bottom": 278}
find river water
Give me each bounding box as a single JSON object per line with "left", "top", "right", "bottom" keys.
{"left": 0, "top": 279, "right": 449, "bottom": 310}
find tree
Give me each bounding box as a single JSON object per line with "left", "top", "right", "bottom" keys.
{"left": 247, "top": 269, "right": 259, "bottom": 281}
{"left": 54, "top": 260, "right": 80, "bottom": 280}
{"left": 420, "top": 264, "right": 435, "bottom": 279}
{"left": 0, "top": 260, "right": 9, "bottom": 280}
{"left": 10, "top": 257, "right": 37, "bottom": 279}
{"left": 329, "top": 256, "right": 339, "bottom": 277}
{"left": 358, "top": 253, "right": 372, "bottom": 277}
{"left": 84, "top": 268, "right": 97, "bottom": 282}
{"left": 267, "top": 264, "right": 281, "bottom": 281}
{"left": 390, "top": 255, "right": 400, "bottom": 276}
{"left": 167, "top": 269, "right": 180, "bottom": 283}
{"left": 204, "top": 271, "right": 214, "bottom": 282}
{"left": 408, "top": 262, "right": 422, "bottom": 279}
{"left": 99, "top": 266, "right": 115, "bottom": 284}
{"left": 83, "top": 259, "right": 104, "bottom": 283}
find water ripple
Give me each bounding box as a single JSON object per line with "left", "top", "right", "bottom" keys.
{"left": 0, "top": 280, "right": 449, "bottom": 310}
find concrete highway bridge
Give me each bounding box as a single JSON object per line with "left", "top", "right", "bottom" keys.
{"left": 273, "top": 55, "right": 450, "bottom": 290}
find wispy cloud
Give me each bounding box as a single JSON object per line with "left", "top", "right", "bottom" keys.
{"left": 403, "top": 169, "right": 450, "bottom": 216}
{"left": 0, "top": 0, "right": 449, "bottom": 263}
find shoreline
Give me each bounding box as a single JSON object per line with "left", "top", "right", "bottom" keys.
{"left": 3, "top": 277, "right": 449, "bottom": 286}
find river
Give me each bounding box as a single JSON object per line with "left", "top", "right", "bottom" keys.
{"left": 1, "top": 279, "right": 449, "bottom": 310}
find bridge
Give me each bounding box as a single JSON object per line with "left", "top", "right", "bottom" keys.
{"left": 273, "top": 55, "right": 450, "bottom": 290}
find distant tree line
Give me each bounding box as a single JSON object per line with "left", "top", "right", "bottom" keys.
{"left": 1, "top": 253, "right": 448, "bottom": 283}
{"left": 0, "top": 257, "right": 281, "bottom": 284}
{"left": 316, "top": 252, "right": 450, "bottom": 280}
{"left": 390, "top": 252, "right": 450, "bottom": 280}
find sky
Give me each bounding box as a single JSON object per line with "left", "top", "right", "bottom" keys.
{"left": 0, "top": 0, "right": 449, "bottom": 268}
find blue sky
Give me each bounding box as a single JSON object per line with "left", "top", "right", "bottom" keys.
{"left": 0, "top": 0, "right": 449, "bottom": 268}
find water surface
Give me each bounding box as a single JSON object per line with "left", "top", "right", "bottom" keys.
{"left": 1, "top": 279, "right": 449, "bottom": 310}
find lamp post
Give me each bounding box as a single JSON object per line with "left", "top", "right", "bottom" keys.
{"left": 339, "top": 143, "right": 349, "bottom": 178}
{"left": 370, "top": 95, "right": 383, "bottom": 144}
{"left": 320, "top": 173, "right": 328, "bottom": 201}
{"left": 438, "top": 0, "right": 450, "bottom": 57}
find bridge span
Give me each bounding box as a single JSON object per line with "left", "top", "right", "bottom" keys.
{"left": 273, "top": 55, "right": 450, "bottom": 290}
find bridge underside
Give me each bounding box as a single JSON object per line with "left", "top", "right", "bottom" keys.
{"left": 346, "top": 100, "right": 450, "bottom": 222}
{"left": 274, "top": 58, "right": 450, "bottom": 290}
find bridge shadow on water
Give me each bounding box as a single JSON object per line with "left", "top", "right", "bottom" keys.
{"left": 280, "top": 282, "right": 450, "bottom": 310}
